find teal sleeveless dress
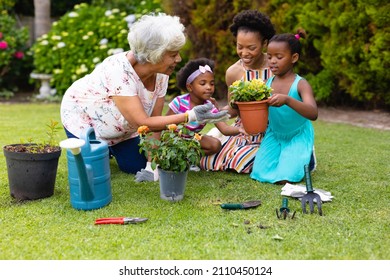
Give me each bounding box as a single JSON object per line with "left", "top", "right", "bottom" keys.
{"left": 250, "top": 75, "right": 314, "bottom": 183}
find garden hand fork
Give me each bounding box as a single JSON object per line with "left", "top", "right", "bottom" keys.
{"left": 301, "top": 164, "right": 323, "bottom": 216}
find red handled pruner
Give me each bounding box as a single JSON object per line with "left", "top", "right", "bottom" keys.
{"left": 94, "top": 217, "right": 148, "bottom": 225}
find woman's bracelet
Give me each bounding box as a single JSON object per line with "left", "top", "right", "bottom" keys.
{"left": 184, "top": 112, "right": 189, "bottom": 123}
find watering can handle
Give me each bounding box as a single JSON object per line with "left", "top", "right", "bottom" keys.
{"left": 79, "top": 127, "right": 96, "bottom": 152}
{"left": 304, "top": 164, "right": 314, "bottom": 193}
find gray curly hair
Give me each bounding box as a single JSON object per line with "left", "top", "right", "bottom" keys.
{"left": 127, "top": 13, "right": 186, "bottom": 64}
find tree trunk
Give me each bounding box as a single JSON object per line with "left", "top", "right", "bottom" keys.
{"left": 33, "top": 0, "right": 51, "bottom": 40}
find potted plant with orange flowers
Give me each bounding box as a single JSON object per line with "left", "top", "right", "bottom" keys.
{"left": 229, "top": 78, "right": 273, "bottom": 135}
{"left": 138, "top": 124, "right": 203, "bottom": 201}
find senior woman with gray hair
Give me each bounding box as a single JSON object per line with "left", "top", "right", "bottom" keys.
{"left": 60, "top": 13, "right": 228, "bottom": 181}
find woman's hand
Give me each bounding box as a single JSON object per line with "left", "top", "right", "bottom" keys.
{"left": 188, "top": 103, "right": 230, "bottom": 123}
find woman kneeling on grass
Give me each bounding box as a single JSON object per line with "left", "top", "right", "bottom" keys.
{"left": 60, "top": 13, "right": 229, "bottom": 182}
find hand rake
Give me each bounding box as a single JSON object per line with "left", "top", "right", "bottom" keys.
{"left": 276, "top": 197, "right": 296, "bottom": 219}
{"left": 301, "top": 164, "right": 323, "bottom": 216}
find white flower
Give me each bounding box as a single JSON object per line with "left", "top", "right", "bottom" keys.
{"left": 68, "top": 12, "right": 79, "bottom": 18}
{"left": 82, "top": 35, "right": 89, "bottom": 40}
{"left": 87, "top": 31, "right": 94, "bottom": 36}
{"left": 92, "top": 57, "right": 100, "bottom": 64}
{"left": 125, "top": 14, "right": 136, "bottom": 24}
{"left": 105, "top": 10, "right": 112, "bottom": 16}
{"left": 125, "top": 14, "right": 136, "bottom": 29}
{"left": 99, "top": 38, "right": 108, "bottom": 45}
{"left": 40, "top": 40, "right": 49, "bottom": 45}
{"left": 112, "top": 48, "right": 124, "bottom": 55}
{"left": 112, "top": 8, "right": 120, "bottom": 13}
{"left": 107, "top": 48, "right": 124, "bottom": 55}
{"left": 81, "top": 64, "right": 88, "bottom": 72}
{"left": 57, "top": 42, "right": 66, "bottom": 48}
{"left": 76, "top": 64, "right": 88, "bottom": 75}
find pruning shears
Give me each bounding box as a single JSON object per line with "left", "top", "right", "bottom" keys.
{"left": 94, "top": 217, "right": 148, "bottom": 225}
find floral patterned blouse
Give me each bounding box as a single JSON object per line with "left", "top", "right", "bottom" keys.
{"left": 60, "top": 52, "right": 168, "bottom": 146}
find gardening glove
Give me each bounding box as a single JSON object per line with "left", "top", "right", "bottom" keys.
{"left": 134, "top": 162, "right": 159, "bottom": 182}
{"left": 188, "top": 103, "right": 230, "bottom": 124}
{"left": 281, "top": 183, "right": 333, "bottom": 202}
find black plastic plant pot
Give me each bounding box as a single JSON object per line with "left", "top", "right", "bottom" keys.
{"left": 3, "top": 144, "right": 61, "bottom": 201}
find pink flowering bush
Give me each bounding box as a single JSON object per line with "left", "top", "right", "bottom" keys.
{"left": 0, "top": 10, "right": 30, "bottom": 94}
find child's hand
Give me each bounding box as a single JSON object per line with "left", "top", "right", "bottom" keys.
{"left": 209, "top": 97, "right": 219, "bottom": 109}
{"left": 238, "top": 126, "right": 248, "bottom": 135}
{"left": 268, "top": 93, "right": 288, "bottom": 107}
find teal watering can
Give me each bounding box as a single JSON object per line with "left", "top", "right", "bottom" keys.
{"left": 60, "top": 127, "right": 112, "bottom": 210}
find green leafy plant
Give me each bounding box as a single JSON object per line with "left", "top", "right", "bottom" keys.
{"left": 138, "top": 124, "right": 203, "bottom": 172}
{"left": 4, "top": 119, "right": 61, "bottom": 153}
{"left": 229, "top": 78, "right": 272, "bottom": 107}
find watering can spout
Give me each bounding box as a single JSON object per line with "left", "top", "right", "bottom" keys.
{"left": 60, "top": 138, "right": 94, "bottom": 201}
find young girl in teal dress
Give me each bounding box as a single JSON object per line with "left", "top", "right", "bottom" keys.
{"left": 250, "top": 30, "right": 318, "bottom": 184}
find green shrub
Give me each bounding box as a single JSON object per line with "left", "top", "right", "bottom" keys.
{"left": 268, "top": 0, "right": 390, "bottom": 108}
{"left": 14, "top": 0, "right": 92, "bottom": 17}
{"left": 31, "top": 1, "right": 163, "bottom": 96}
{"left": 169, "top": 0, "right": 389, "bottom": 108}
{"left": 30, "top": 3, "right": 130, "bottom": 95}
{"left": 91, "top": 0, "right": 162, "bottom": 14}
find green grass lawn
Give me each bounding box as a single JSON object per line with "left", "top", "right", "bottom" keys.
{"left": 0, "top": 103, "right": 389, "bottom": 260}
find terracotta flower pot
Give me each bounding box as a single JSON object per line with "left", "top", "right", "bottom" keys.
{"left": 236, "top": 100, "right": 269, "bottom": 135}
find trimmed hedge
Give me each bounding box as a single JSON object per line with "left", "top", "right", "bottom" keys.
{"left": 268, "top": 0, "right": 390, "bottom": 108}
